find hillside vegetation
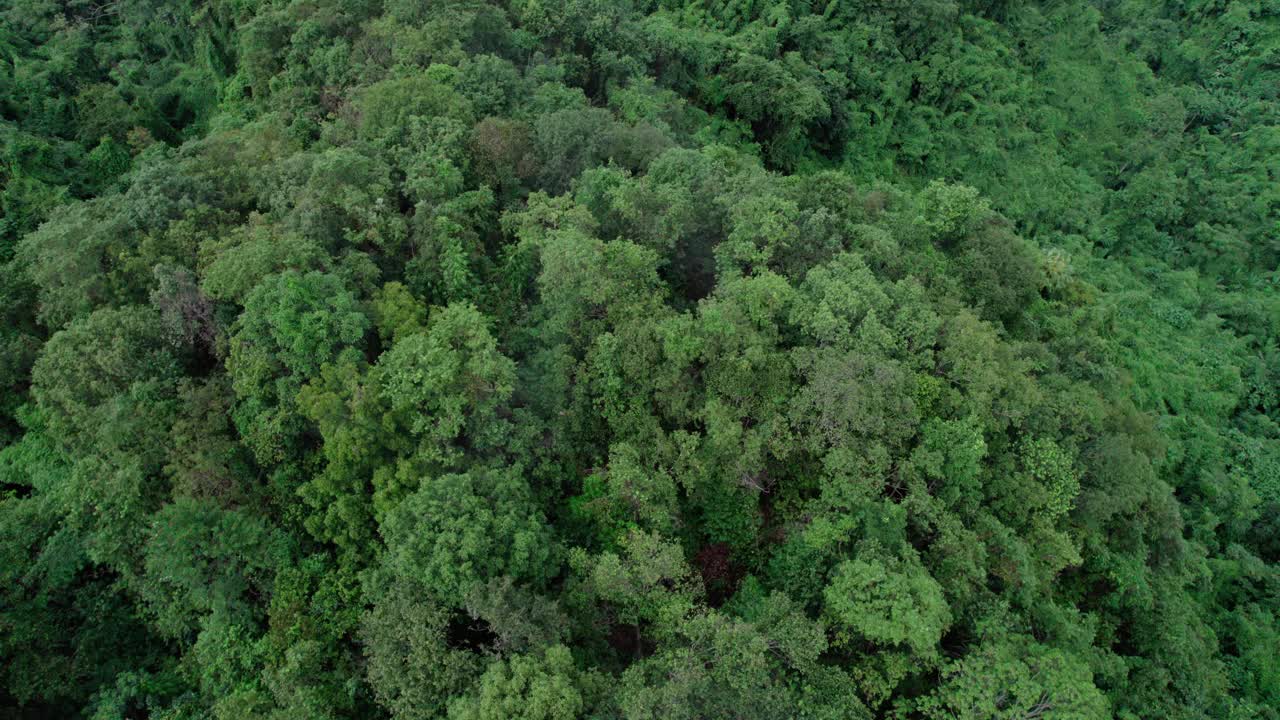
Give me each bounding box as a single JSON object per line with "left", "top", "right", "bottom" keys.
{"left": 1, "top": 0, "right": 1277, "bottom": 718}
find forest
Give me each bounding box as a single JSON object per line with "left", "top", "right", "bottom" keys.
{"left": 0, "top": 0, "right": 1277, "bottom": 718}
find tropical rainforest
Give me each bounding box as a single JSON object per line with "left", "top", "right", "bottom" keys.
{"left": 1, "top": 0, "right": 1277, "bottom": 718}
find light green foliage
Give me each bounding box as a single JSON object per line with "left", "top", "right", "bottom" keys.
{"left": 911, "top": 636, "right": 1110, "bottom": 720}
{"left": 294, "top": 349, "right": 385, "bottom": 553}
{"left": 715, "top": 194, "right": 802, "bottom": 276}
{"left": 368, "top": 282, "right": 426, "bottom": 343}
{"left": 790, "top": 252, "right": 893, "bottom": 346}
{"left": 611, "top": 607, "right": 828, "bottom": 720}
{"left": 381, "top": 465, "right": 556, "bottom": 605}
{"left": 356, "top": 69, "right": 474, "bottom": 143}
{"left": 375, "top": 302, "right": 516, "bottom": 464}
{"left": 1020, "top": 437, "right": 1081, "bottom": 522}
{"left": 916, "top": 180, "right": 992, "bottom": 245}
{"left": 274, "top": 148, "right": 408, "bottom": 250}
{"left": 913, "top": 416, "right": 987, "bottom": 513}
{"left": 199, "top": 224, "right": 327, "bottom": 302}
{"left": 227, "top": 270, "right": 368, "bottom": 462}
{"left": 589, "top": 442, "right": 680, "bottom": 536}
{"left": 824, "top": 542, "right": 951, "bottom": 657}
{"left": 230, "top": 271, "right": 368, "bottom": 383}
{"left": 448, "top": 645, "right": 597, "bottom": 720}
{"left": 573, "top": 529, "right": 701, "bottom": 630}
{"left": 16, "top": 202, "right": 131, "bottom": 328}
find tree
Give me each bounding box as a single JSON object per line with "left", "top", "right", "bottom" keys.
{"left": 911, "top": 416, "right": 987, "bottom": 514}
{"left": 374, "top": 302, "right": 516, "bottom": 471}
{"left": 571, "top": 529, "right": 700, "bottom": 633}
{"left": 463, "top": 577, "right": 570, "bottom": 655}
{"left": 611, "top": 606, "right": 828, "bottom": 720}
{"left": 30, "top": 306, "right": 180, "bottom": 458}
{"left": 447, "top": 645, "right": 601, "bottom": 720}
{"left": 380, "top": 465, "right": 557, "bottom": 606}
{"left": 137, "top": 498, "right": 292, "bottom": 639}
{"left": 911, "top": 636, "right": 1110, "bottom": 720}
{"left": 823, "top": 541, "right": 951, "bottom": 658}
{"left": 362, "top": 580, "right": 482, "bottom": 720}
{"left": 226, "top": 270, "right": 368, "bottom": 464}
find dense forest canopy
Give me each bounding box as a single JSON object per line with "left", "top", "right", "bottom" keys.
{"left": 1, "top": 0, "right": 1278, "bottom": 718}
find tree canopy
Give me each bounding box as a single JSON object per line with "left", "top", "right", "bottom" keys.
{"left": 1, "top": 0, "right": 1278, "bottom": 718}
